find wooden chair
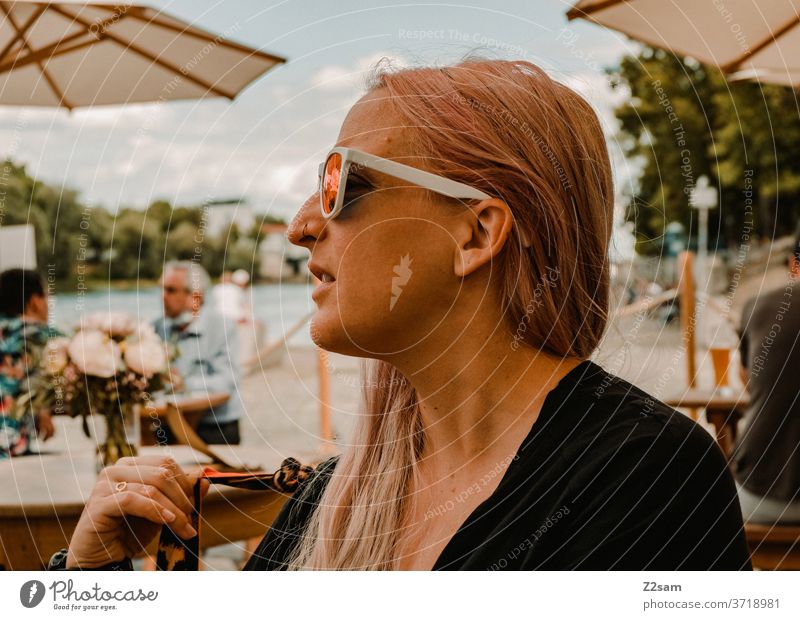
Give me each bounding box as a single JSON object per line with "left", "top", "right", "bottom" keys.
{"left": 745, "top": 522, "right": 800, "bottom": 569}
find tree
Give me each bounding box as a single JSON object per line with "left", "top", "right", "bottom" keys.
{"left": 224, "top": 237, "right": 260, "bottom": 274}
{"left": 611, "top": 47, "right": 800, "bottom": 253}
{"left": 712, "top": 81, "right": 800, "bottom": 240}
{"left": 0, "top": 160, "right": 87, "bottom": 279}
{"left": 0, "top": 161, "right": 269, "bottom": 283}
{"left": 171, "top": 206, "right": 202, "bottom": 229}
{"left": 165, "top": 220, "right": 200, "bottom": 260}
{"left": 109, "top": 209, "right": 164, "bottom": 280}
{"left": 145, "top": 200, "right": 172, "bottom": 232}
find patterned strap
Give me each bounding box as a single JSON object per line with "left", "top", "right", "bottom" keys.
{"left": 155, "top": 457, "right": 315, "bottom": 570}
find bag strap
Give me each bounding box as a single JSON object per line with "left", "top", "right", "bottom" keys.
{"left": 155, "top": 457, "right": 315, "bottom": 570}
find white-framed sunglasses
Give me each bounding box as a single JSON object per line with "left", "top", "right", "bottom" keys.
{"left": 317, "top": 146, "right": 491, "bottom": 219}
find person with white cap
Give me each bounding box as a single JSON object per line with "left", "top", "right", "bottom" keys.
{"left": 232, "top": 268, "right": 250, "bottom": 288}
{"left": 212, "top": 271, "right": 247, "bottom": 323}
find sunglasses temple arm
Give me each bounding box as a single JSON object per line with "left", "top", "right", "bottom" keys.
{"left": 348, "top": 152, "right": 490, "bottom": 201}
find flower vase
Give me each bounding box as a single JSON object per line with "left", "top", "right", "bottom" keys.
{"left": 96, "top": 403, "right": 141, "bottom": 473}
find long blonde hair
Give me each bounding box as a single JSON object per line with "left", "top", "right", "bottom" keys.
{"left": 288, "top": 59, "right": 613, "bottom": 569}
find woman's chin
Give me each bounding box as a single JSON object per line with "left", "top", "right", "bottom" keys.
{"left": 309, "top": 314, "right": 388, "bottom": 358}
{"left": 310, "top": 315, "right": 351, "bottom": 355}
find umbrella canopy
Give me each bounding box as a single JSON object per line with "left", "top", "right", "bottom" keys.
{"left": 0, "top": 0, "right": 285, "bottom": 109}
{"left": 567, "top": 0, "right": 800, "bottom": 86}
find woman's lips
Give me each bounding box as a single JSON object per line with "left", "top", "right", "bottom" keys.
{"left": 308, "top": 262, "right": 335, "bottom": 283}
{"left": 309, "top": 261, "right": 336, "bottom": 303}
{"left": 311, "top": 278, "right": 335, "bottom": 302}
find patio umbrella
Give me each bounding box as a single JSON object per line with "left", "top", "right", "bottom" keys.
{"left": 0, "top": 0, "right": 285, "bottom": 109}
{"left": 567, "top": 0, "right": 800, "bottom": 86}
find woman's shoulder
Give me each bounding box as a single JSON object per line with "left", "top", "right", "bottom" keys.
{"left": 570, "top": 360, "right": 706, "bottom": 439}
{"left": 553, "top": 360, "right": 727, "bottom": 479}
{"left": 526, "top": 361, "right": 751, "bottom": 569}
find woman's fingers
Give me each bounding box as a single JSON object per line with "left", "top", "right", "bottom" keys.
{"left": 153, "top": 457, "right": 195, "bottom": 498}
{"left": 95, "top": 455, "right": 205, "bottom": 541}
{"left": 101, "top": 461, "right": 195, "bottom": 514}
{"left": 114, "top": 455, "right": 194, "bottom": 496}
{"left": 98, "top": 484, "right": 198, "bottom": 539}
{"left": 103, "top": 466, "right": 194, "bottom": 516}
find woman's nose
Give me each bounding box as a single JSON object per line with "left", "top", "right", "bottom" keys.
{"left": 287, "top": 194, "right": 325, "bottom": 249}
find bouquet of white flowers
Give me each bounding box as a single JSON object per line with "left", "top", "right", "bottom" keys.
{"left": 16, "top": 312, "right": 171, "bottom": 467}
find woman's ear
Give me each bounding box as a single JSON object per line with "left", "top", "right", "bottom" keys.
{"left": 453, "top": 198, "right": 514, "bottom": 277}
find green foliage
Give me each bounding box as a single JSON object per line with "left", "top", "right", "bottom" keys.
{"left": 171, "top": 206, "right": 203, "bottom": 228}
{"left": 164, "top": 220, "right": 199, "bottom": 260}
{"left": 145, "top": 200, "right": 172, "bottom": 232}
{"left": 611, "top": 48, "right": 800, "bottom": 253}
{"left": 0, "top": 161, "right": 263, "bottom": 283}
{"left": 0, "top": 160, "right": 87, "bottom": 279}
{"left": 196, "top": 223, "right": 260, "bottom": 277}
{"left": 109, "top": 209, "right": 164, "bottom": 280}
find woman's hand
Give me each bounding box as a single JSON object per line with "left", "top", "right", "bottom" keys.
{"left": 66, "top": 455, "right": 210, "bottom": 569}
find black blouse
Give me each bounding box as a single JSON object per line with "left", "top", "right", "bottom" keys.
{"left": 244, "top": 360, "right": 752, "bottom": 570}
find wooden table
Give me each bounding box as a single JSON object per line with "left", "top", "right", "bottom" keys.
{"left": 745, "top": 522, "right": 800, "bottom": 570}
{"left": 664, "top": 388, "right": 750, "bottom": 457}
{"left": 0, "top": 444, "right": 318, "bottom": 570}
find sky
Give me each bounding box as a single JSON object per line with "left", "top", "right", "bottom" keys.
{"left": 0, "top": 0, "right": 641, "bottom": 221}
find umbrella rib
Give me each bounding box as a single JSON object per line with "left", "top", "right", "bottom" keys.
{"left": 721, "top": 14, "right": 800, "bottom": 73}
{"left": 50, "top": 4, "right": 237, "bottom": 99}
{"left": 120, "top": 6, "right": 286, "bottom": 65}
{"left": 35, "top": 60, "right": 72, "bottom": 110}
{"left": 566, "top": 0, "right": 628, "bottom": 21}
{"left": 0, "top": 1, "right": 73, "bottom": 109}
{"left": 0, "top": 8, "right": 127, "bottom": 75}
{"left": 0, "top": 4, "right": 45, "bottom": 62}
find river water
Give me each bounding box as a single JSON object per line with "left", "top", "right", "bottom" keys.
{"left": 50, "top": 282, "right": 316, "bottom": 346}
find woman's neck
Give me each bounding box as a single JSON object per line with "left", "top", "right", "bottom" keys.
{"left": 393, "top": 324, "right": 581, "bottom": 467}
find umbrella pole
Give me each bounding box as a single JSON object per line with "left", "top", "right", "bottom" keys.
{"left": 678, "top": 251, "right": 699, "bottom": 420}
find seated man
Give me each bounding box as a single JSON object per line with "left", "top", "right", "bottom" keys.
{"left": 732, "top": 241, "right": 800, "bottom": 523}
{"left": 153, "top": 261, "right": 241, "bottom": 445}
{"left": 0, "top": 268, "right": 61, "bottom": 458}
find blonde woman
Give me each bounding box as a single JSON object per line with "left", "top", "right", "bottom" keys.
{"left": 62, "top": 60, "right": 752, "bottom": 571}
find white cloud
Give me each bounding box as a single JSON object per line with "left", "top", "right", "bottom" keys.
{"left": 309, "top": 65, "right": 353, "bottom": 90}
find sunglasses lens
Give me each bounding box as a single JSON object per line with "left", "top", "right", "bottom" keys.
{"left": 321, "top": 152, "right": 343, "bottom": 216}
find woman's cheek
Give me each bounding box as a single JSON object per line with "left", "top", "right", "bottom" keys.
{"left": 319, "top": 217, "right": 454, "bottom": 354}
